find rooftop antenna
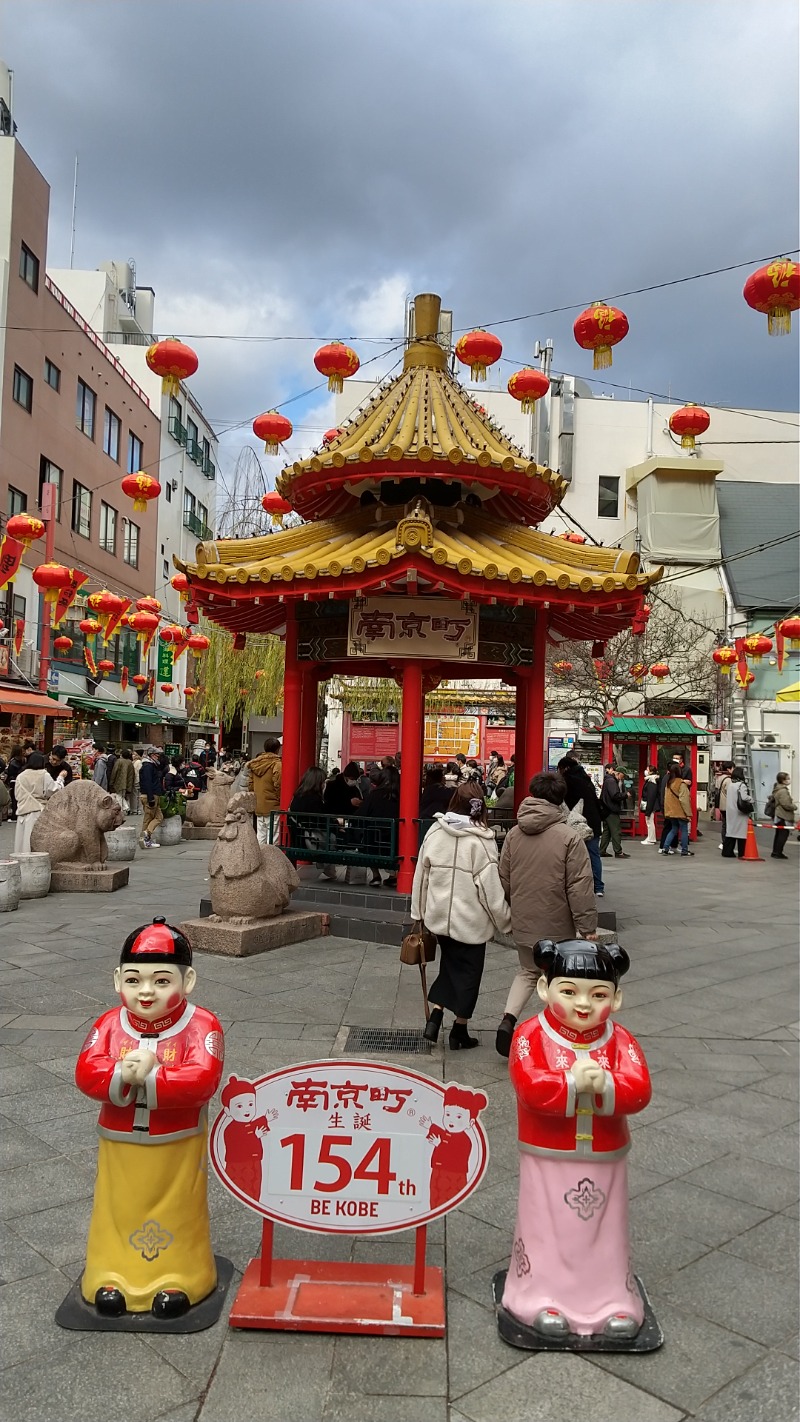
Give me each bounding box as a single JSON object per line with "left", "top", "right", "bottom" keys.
{"left": 69, "top": 154, "right": 78, "bottom": 268}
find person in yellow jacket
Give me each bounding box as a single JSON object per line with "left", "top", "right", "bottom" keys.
{"left": 659, "top": 765, "right": 693, "bottom": 857}
{"left": 245, "top": 737, "right": 282, "bottom": 843}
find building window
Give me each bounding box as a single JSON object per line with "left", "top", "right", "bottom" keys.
{"left": 184, "top": 489, "right": 196, "bottom": 521}
{"left": 38, "top": 458, "right": 63, "bottom": 519}
{"left": 165, "top": 481, "right": 172, "bottom": 503}
{"left": 103, "top": 407, "right": 121, "bottom": 462}
{"left": 44, "top": 358, "right": 61, "bottom": 391}
{"left": 169, "top": 396, "right": 183, "bottom": 425}
{"left": 163, "top": 558, "right": 170, "bottom": 581}
{"left": 12, "top": 365, "right": 33, "bottom": 412}
{"left": 19, "top": 242, "right": 40, "bottom": 292}
{"left": 8, "top": 486, "right": 27, "bottom": 517}
{"left": 76, "top": 379, "right": 96, "bottom": 439}
{"left": 72, "top": 481, "right": 92, "bottom": 538}
{"left": 99, "top": 502, "right": 117, "bottom": 555}
{"left": 123, "top": 520, "right": 140, "bottom": 568}
{"left": 12, "top": 593, "right": 26, "bottom": 625}
{"left": 127, "top": 431, "right": 143, "bottom": 473}
{"left": 598, "top": 475, "right": 620, "bottom": 519}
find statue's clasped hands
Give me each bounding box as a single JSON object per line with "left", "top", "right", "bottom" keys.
{"left": 571, "top": 1058, "right": 607, "bottom": 1094}
{"left": 120, "top": 1048, "right": 158, "bottom": 1086}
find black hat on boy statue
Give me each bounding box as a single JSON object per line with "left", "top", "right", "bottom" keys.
{"left": 534, "top": 938, "right": 630, "bottom": 986}
{"left": 119, "top": 915, "right": 193, "bottom": 967}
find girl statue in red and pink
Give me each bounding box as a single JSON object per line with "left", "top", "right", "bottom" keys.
{"left": 500, "top": 937, "right": 655, "bottom": 1346}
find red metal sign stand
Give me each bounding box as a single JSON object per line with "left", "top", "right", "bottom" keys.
{"left": 229, "top": 1219, "right": 445, "bottom": 1336}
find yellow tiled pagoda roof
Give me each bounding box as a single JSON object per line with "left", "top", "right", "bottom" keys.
{"left": 179, "top": 509, "right": 660, "bottom": 598}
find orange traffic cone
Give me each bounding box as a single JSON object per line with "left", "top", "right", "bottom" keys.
{"left": 742, "top": 819, "right": 764, "bottom": 862}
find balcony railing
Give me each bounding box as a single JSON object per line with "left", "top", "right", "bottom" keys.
{"left": 183, "top": 510, "right": 214, "bottom": 540}
{"left": 168, "top": 415, "right": 187, "bottom": 446}
{"left": 186, "top": 437, "right": 204, "bottom": 466}
{"left": 202, "top": 455, "right": 216, "bottom": 480}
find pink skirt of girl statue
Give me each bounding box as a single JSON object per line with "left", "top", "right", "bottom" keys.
{"left": 501, "top": 1152, "right": 643, "bottom": 1335}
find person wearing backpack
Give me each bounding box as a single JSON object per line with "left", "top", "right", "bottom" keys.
{"left": 639, "top": 765, "right": 661, "bottom": 845}
{"left": 768, "top": 773, "right": 797, "bottom": 861}
{"left": 721, "top": 766, "right": 753, "bottom": 859}
{"left": 713, "top": 763, "right": 734, "bottom": 848}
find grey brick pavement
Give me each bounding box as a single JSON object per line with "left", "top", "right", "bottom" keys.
{"left": 0, "top": 818, "right": 797, "bottom": 1421}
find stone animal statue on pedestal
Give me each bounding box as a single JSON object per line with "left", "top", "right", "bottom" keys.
{"left": 208, "top": 792, "right": 299, "bottom": 922}
{"left": 186, "top": 769, "right": 235, "bottom": 828}
{"left": 31, "top": 781, "right": 123, "bottom": 869}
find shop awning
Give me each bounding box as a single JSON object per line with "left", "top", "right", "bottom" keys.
{"left": 0, "top": 684, "right": 72, "bottom": 718}
{"left": 776, "top": 681, "right": 800, "bottom": 703}
{"left": 159, "top": 708, "right": 188, "bottom": 724}
{"left": 591, "top": 715, "right": 709, "bottom": 739}
{"left": 66, "top": 695, "right": 163, "bottom": 726}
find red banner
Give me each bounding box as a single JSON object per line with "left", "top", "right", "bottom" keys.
{"left": 0, "top": 535, "right": 24, "bottom": 592}
{"left": 120, "top": 666, "right": 129, "bottom": 692}
{"left": 84, "top": 645, "right": 97, "bottom": 678}
{"left": 147, "top": 671, "right": 155, "bottom": 703}
{"left": 142, "top": 624, "right": 158, "bottom": 660}
{"left": 103, "top": 596, "right": 132, "bottom": 645}
{"left": 53, "top": 569, "right": 90, "bottom": 628}
{"left": 13, "top": 617, "right": 25, "bottom": 657}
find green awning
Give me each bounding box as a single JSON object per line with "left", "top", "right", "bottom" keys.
{"left": 591, "top": 716, "right": 709, "bottom": 739}
{"left": 159, "top": 708, "right": 189, "bottom": 723}
{"left": 67, "top": 695, "right": 163, "bottom": 726}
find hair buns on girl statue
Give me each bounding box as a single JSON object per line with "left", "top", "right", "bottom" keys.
{"left": 533, "top": 937, "right": 630, "bottom": 986}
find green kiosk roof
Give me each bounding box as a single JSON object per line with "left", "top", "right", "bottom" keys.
{"left": 593, "top": 715, "right": 709, "bottom": 739}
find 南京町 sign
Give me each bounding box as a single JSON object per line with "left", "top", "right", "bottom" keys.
{"left": 210, "top": 1060, "right": 489, "bottom": 1235}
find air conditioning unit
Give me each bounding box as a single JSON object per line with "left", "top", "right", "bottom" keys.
{"left": 759, "top": 733, "right": 778, "bottom": 745}
{"left": 171, "top": 480, "right": 178, "bottom": 492}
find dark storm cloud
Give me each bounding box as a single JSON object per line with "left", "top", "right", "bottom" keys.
{"left": 5, "top": 0, "right": 799, "bottom": 477}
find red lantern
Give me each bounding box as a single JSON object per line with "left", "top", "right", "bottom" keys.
{"left": 650, "top": 662, "right": 670, "bottom": 682}
{"left": 743, "top": 633, "right": 772, "bottom": 663}
{"left": 6, "top": 513, "right": 45, "bottom": 548}
{"left": 160, "top": 683, "right": 174, "bottom": 694}
{"left": 145, "top": 339, "right": 198, "bottom": 396}
{"left": 454, "top": 329, "right": 503, "bottom": 382}
{"left": 552, "top": 660, "right": 573, "bottom": 676}
{"left": 136, "top": 596, "right": 162, "bottom": 615}
{"left": 171, "top": 572, "right": 189, "bottom": 602}
{"left": 87, "top": 589, "right": 125, "bottom": 638}
{"left": 776, "top": 616, "right": 800, "bottom": 649}
{"left": 79, "top": 618, "right": 100, "bottom": 636}
{"left": 313, "top": 342, "right": 360, "bottom": 393}
{"left": 573, "top": 302, "right": 629, "bottom": 370}
{"left": 736, "top": 668, "right": 755, "bottom": 689}
{"left": 132, "top": 673, "right": 148, "bottom": 689}
{"left": 184, "top": 686, "right": 196, "bottom": 696}
{"left": 97, "top": 659, "right": 115, "bottom": 675}
{"left": 33, "top": 562, "right": 73, "bottom": 604}
{"left": 187, "top": 633, "right": 210, "bottom": 656}
{"left": 262, "top": 491, "right": 292, "bottom": 527}
{"left": 507, "top": 367, "right": 550, "bottom": 413}
{"left": 128, "top": 610, "right": 160, "bottom": 646}
{"left": 630, "top": 662, "right": 648, "bottom": 679}
{"left": 159, "top": 623, "right": 185, "bottom": 645}
{"left": 53, "top": 635, "right": 73, "bottom": 654}
{"left": 121, "top": 472, "right": 161, "bottom": 514}
{"left": 323, "top": 427, "right": 344, "bottom": 445}
{"left": 669, "top": 404, "right": 710, "bottom": 450}
{"left": 713, "top": 646, "right": 738, "bottom": 676}
{"left": 743, "top": 260, "right": 800, "bottom": 336}
{"left": 253, "top": 411, "right": 293, "bottom": 455}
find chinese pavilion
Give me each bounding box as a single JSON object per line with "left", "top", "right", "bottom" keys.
{"left": 177, "top": 294, "right": 661, "bottom": 890}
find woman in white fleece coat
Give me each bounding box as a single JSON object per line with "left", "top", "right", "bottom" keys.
{"left": 411, "top": 782, "right": 511, "bottom": 1050}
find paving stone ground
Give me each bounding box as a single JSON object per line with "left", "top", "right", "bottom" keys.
{"left": 0, "top": 816, "right": 797, "bottom": 1422}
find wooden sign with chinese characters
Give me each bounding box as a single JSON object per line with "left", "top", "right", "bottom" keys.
{"left": 347, "top": 597, "right": 478, "bottom": 662}
{"left": 210, "top": 1061, "right": 490, "bottom": 1337}
{"left": 210, "top": 1060, "right": 489, "bottom": 1234}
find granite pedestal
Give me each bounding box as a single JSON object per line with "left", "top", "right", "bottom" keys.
{"left": 179, "top": 909, "right": 328, "bottom": 956}
{"left": 182, "top": 823, "right": 223, "bottom": 841}
{"left": 49, "top": 865, "right": 130, "bottom": 892}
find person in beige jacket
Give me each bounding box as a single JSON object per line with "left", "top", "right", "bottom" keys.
{"left": 660, "top": 765, "right": 693, "bottom": 857}
{"left": 13, "top": 752, "right": 58, "bottom": 854}
{"left": 245, "top": 738, "right": 282, "bottom": 843}
{"left": 495, "top": 771, "right": 597, "bottom": 1058}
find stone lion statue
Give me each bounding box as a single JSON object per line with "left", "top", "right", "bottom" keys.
{"left": 186, "top": 768, "right": 235, "bottom": 827}
{"left": 208, "top": 791, "right": 299, "bottom": 922}
{"left": 31, "top": 780, "right": 124, "bottom": 869}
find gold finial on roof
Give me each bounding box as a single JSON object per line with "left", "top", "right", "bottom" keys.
{"left": 404, "top": 292, "right": 447, "bottom": 372}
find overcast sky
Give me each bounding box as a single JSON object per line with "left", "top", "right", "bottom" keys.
{"left": 5, "top": 0, "right": 799, "bottom": 496}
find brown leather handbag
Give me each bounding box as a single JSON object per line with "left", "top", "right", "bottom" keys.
{"left": 400, "top": 922, "right": 437, "bottom": 1020}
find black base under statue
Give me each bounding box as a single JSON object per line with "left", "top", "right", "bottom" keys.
{"left": 492, "top": 1269, "right": 663, "bottom": 1354}
{"left": 55, "top": 1256, "right": 234, "bottom": 1334}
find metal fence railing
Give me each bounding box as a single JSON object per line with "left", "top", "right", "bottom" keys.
{"left": 268, "top": 810, "right": 399, "bottom": 870}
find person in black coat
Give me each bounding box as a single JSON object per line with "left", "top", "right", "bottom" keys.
{"left": 558, "top": 754, "right": 606, "bottom": 896}
{"left": 599, "top": 764, "right": 629, "bottom": 859}
{"left": 420, "top": 765, "right": 453, "bottom": 820}
{"left": 361, "top": 768, "right": 400, "bottom": 887}
{"left": 324, "top": 761, "right": 363, "bottom": 816}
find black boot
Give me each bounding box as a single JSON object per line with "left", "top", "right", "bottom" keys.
{"left": 95, "top": 1285, "right": 126, "bottom": 1317}
{"left": 152, "top": 1288, "right": 191, "bottom": 1320}
{"left": 449, "top": 1021, "right": 479, "bottom": 1050}
{"left": 495, "top": 1012, "right": 517, "bottom": 1058}
{"left": 423, "top": 1007, "right": 443, "bottom": 1043}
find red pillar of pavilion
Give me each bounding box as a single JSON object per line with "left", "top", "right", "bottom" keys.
{"left": 280, "top": 603, "right": 302, "bottom": 811}
{"left": 520, "top": 611, "right": 548, "bottom": 792}
{"left": 397, "top": 662, "right": 424, "bottom": 894}
{"left": 513, "top": 674, "right": 529, "bottom": 810}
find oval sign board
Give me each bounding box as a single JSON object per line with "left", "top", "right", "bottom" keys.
{"left": 210, "top": 1059, "right": 489, "bottom": 1235}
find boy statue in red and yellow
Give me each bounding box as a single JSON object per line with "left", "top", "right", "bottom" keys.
{"left": 75, "top": 917, "right": 224, "bottom": 1319}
